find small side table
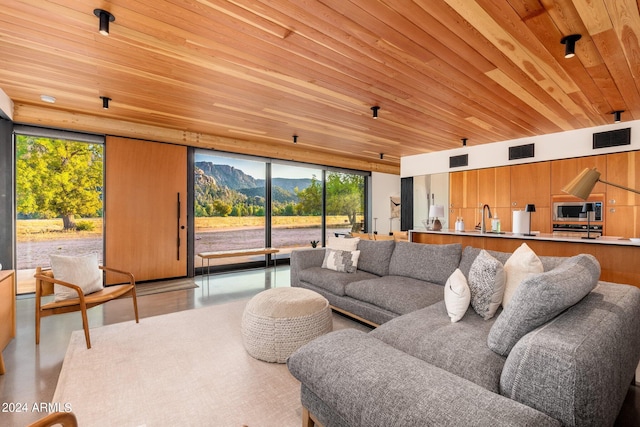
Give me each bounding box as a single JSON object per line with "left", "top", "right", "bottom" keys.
{"left": 0, "top": 270, "right": 16, "bottom": 375}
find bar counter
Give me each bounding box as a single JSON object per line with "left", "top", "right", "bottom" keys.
{"left": 410, "top": 229, "right": 640, "bottom": 288}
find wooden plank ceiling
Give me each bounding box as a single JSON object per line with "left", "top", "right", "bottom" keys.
{"left": 1, "top": 0, "right": 639, "bottom": 173}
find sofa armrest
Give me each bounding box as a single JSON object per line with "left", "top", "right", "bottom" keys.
{"left": 501, "top": 282, "right": 640, "bottom": 427}
{"left": 288, "top": 329, "right": 560, "bottom": 427}
{"left": 290, "top": 248, "right": 326, "bottom": 287}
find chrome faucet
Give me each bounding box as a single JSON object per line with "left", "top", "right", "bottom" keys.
{"left": 481, "top": 204, "right": 492, "bottom": 233}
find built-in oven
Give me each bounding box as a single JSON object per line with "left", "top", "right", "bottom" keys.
{"left": 552, "top": 200, "right": 603, "bottom": 222}
{"left": 551, "top": 195, "right": 604, "bottom": 238}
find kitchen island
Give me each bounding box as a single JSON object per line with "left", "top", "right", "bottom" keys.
{"left": 411, "top": 229, "right": 640, "bottom": 288}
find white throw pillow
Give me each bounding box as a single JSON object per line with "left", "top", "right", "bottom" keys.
{"left": 327, "top": 235, "right": 360, "bottom": 251}
{"left": 502, "top": 243, "right": 543, "bottom": 307}
{"left": 444, "top": 268, "right": 470, "bottom": 322}
{"left": 322, "top": 249, "right": 360, "bottom": 273}
{"left": 468, "top": 250, "right": 505, "bottom": 320}
{"left": 50, "top": 253, "right": 104, "bottom": 301}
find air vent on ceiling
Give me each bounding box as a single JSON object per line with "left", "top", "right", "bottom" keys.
{"left": 509, "top": 143, "right": 535, "bottom": 160}
{"left": 593, "top": 128, "right": 631, "bottom": 149}
{"left": 449, "top": 154, "right": 468, "bottom": 168}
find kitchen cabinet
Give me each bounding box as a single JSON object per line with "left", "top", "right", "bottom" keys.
{"left": 449, "top": 170, "right": 478, "bottom": 229}
{"left": 551, "top": 155, "right": 607, "bottom": 195}
{"left": 606, "top": 152, "right": 640, "bottom": 206}
{"left": 0, "top": 270, "right": 15, "bottom": 375}
{"left": 510, "top": 162, "right": 551, "bottom": 208}
{"left": 478, "top": 167, "right": 511, "bottom": 231}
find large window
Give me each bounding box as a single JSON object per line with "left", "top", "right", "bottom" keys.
{"left": 193, "top": 150, "right": 368, "bottom": 271}
{"left": 15, "top": 131, "right": 104, "bottom": 294}
{"left": 271, "top": 163, "right": 323, "bottom": 254}
{"left": 194, "top": 153, "right": 267, "bottom": 268}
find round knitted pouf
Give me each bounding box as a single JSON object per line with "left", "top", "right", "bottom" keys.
{"left": 241, "top": 287, "right": 333, "bottom": 363}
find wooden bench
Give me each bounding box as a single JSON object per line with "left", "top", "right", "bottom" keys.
{"left": 197, "top": 248, "right": 280, "bottom": 276}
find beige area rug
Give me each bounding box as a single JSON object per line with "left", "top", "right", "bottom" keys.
{"left": 53, "top": 298, "right": 370, "bottom": 426}
{"left": 133, "top": 277, "right": 198, "bottom": 297}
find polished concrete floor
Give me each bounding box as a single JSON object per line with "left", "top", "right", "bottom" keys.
{"left": 1, "top": 266, "right": 639, "bottom": 426}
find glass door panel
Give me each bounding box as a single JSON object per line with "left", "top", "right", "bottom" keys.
{"left": 271, "top": 164, "right": 323, "bottom": 257}
{"left": 194, "top": 152, "right": 266, "bottom": 269}
{"left": 325, "top": 172, "right": 366, "bottom": 240}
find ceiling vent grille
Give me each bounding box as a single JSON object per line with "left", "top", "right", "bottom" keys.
{"left": 509, "top": 143, "right": 535, "bottom": 160}
{"left": 449, "top": 154, "right": 468, "bottom": 168}
{"left": 593, "top": 128, "right": 630, "bottom": 149}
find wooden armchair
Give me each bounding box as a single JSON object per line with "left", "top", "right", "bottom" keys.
{"left": 27, "top": 411, "right": 78, "bottom": 427}
{"left": 35, "top": 266, "right": 139, "bottom": 349}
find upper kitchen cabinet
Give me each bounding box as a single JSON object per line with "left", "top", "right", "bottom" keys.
{"left": 478, "top": 166, "right": 511, "bottom": 208}
{"left": 510, "top": 162, "right": 551, "bottom": 208}
{"left": 606, "top": 152, "right": 640, "bottom": 206}
{"left": 551, "top": 156, "right": 607, "bottom": 196}
{"left": 449, "top": 170, "right": 478, "bottom": 208}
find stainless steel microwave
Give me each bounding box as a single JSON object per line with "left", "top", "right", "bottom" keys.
{"left": 552, "top": 201, "right": 603, "bottom": 222}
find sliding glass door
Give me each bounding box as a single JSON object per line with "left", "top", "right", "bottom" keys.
{"left": 271, "top": 163, "right": 323, "bottom": 256}
{"left": 194, "top": 152, "right": 266, "bottom": 268}
{"left": 326, "top": 171, "right": 366, "bottom": 240}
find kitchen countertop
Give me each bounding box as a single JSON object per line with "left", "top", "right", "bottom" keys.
{"left": 410, "top": 229, "right": 640, "bottom": 247}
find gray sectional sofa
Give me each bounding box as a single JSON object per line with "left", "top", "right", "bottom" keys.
{"left": 288, "top": 239, "right": 640, "bottom": 426}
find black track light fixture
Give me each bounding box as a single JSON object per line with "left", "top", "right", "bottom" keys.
{"left": 293, "top": 135, "right": 298, "bottom": 144}
{"left": 560, "top": 34, "right": 581, "bottom": 58}
{"left": 461, "top": 137, "right": 468, "bottom": 147}
{"left": 380, "top": 153, "right": 384, "bottom": 160}
{"left": 100, "top": 96, "right": 111, "bottom": 109}
{"left": 94, "top": 9, "right": 115, "bottom": 36}
{"left": 613, "top": 110, "right": 624, "bottom": 123}
{"left": 371, "top": 106, "right": 380, "bottom": 119}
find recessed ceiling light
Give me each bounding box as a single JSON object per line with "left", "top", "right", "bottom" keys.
{"left": 40, "top": 95, "right": 56, "bottom": 103}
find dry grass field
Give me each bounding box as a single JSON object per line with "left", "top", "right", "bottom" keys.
{"left": 17, "top": 215, "right": 358, "bottom": 242}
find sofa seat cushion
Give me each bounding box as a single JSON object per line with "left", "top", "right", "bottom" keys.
{"left": 345, "top": 276, "right": 444, "bottom": 316}
{"left": 297, "top": 267, "right": 379, "bottom": 296}
{"left": 288, "top": 329, "right": 560, "bottom": 427}
{"left": 388, "top": 241, "right": 462, "bottom": 285}
{"left": 370, "top": 301, "right": 506, "bottom": 393}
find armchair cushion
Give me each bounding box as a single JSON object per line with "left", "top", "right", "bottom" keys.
{"left": 50, "top": 253, "right": 103, "bottom": 301}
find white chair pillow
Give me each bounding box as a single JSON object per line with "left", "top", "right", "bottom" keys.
{"left": 444, "top": 268, "right": 471, "bottom": 322}
{"left": 50, "top": 253, "right": 104, "bottom": 301}
{"left": 502, "top": 243, "right": 543, "bottom": 307}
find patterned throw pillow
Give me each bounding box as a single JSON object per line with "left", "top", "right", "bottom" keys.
{"left": 444, "top": 268, "right": 471, "bottom": 322}
{"left": 327, "top": 236, "right": 360, "bottom": 251}
{"left": 468, "top": 250, "right": 505, "bottom": 320}
{"left": 322, "top": 249, "right": 360, "bottom": 273}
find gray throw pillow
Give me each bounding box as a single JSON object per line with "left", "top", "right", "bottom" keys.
{"left": 322, "top": 249, "right": 360, "bottom": 273}
{"left": 487, "top": 254, "right": 601, "bottom": 356}
{"left": 468, "top": 250, "right": 505, "bottom": 320}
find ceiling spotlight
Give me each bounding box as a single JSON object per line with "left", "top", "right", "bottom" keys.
{"left": 613, "top": 110, "right": 624, "bottom": 123}
{"left": 293, "top": 135, "right": 298, "bottom": 144}
{"left": 380, "top": 153, "right": 384, "bottom": 160}
{"left": 461, "top": 137, "right": 468, "bottom": 147}
{"left": 40, "top": 95, "right": 56, "bottom": 104}
{"left": 371, "top": 106, "right": 380, "bottom": 119}
{"left": 100, "top": 96, "right": 111, "bottom": 109}
{"left": 560, "top": 34, "right": 581, "bottom": 58}
{"left": 94, "top": 9, "right": 115, "bottom": 36}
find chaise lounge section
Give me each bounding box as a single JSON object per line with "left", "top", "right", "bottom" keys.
{"left": 288, "top": 239, "right": 640, "bottom": 426}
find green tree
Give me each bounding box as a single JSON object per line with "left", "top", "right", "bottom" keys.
{"left": 295, "top": 175, "right": 322, "bottom": 215}
{"left": 326, "top": 172, "right": 364, "bottom": 232}
{"left": 212, "top": 200, "right": 232, "bottom": 216}
{"left": 16, "top": 136, "right": 103, "bottom": 230}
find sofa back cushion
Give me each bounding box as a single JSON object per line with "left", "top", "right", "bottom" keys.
{"left": 388, "top": 241, "right": 462, "bottom": 286}
{"left": 356, "top": 239, "right": 395, "bottom": 277}
{"left": 487, "top": 254, "right": 601, "bottom": 356}
{"left": 459, "top": 246, "right": 565, "bottom": 281}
